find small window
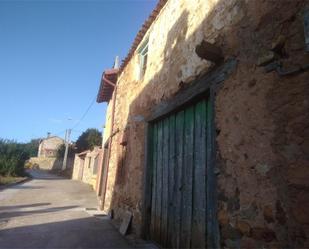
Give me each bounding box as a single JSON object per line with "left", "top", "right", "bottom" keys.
{"left": 137, "top": 38, "right": 149, "bottom": 80}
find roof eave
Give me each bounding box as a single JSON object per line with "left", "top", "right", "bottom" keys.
{"left": 97, "top": 69, "right": 119, "bottom": 103}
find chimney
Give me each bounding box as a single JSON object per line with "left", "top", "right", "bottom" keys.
{"left": 113, "top": 56, "right": 119, "bottom": 69}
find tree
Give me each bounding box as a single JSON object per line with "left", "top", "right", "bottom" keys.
{"left": 24, "top": 139, "right": 40, "bottom": 157}
{"left": 0, "top": 139, "right": 30, "bottom": 176}
{"left": 75, "top": 128, "right": 102, "bottom": 153}
{"left": 56, "top": 143, "right": 75, "bottom": 159}
{"left": 0, "top": 138, "right": 41, "bottom": 176}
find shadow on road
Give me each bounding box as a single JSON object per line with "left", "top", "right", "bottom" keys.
{"left": 0, "top": 205, "right": 80, "bottom": 219}
{"left": 26, "top": 169, "right": 64, "bottom": 180}
{"left": 0, "top": 202, "right": 51, "bottom": 211}
{"left": 8, "top": 185, "right": 44, "bottom": 189}
{"left": 0, "top": 216, "right": 134, "bottom": 248}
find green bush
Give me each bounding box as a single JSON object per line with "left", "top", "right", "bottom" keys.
{"left": 0, "top": 139, "right": 31, "bottom": 176}
{"left": 56, "top": 143, "right": 75, "bottom": 159}
{"left": 75, "top": 128, "right": 102, "bottom": 153}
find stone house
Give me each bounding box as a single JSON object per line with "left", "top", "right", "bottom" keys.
{"left": 96, "top": 0, "right": 309, "bottom": 248}
{"left": 29, "top": 134, "right": 67, "bottom": 170}
{"left": 72, "top": 147, "right": 103, "bottom": 190}
{"left": 37, "top": 135, "right": 64, "bottom": 158}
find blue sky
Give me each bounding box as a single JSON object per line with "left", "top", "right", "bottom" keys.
{"left": 0, "top": 0, "right": 156, "bottom": 142}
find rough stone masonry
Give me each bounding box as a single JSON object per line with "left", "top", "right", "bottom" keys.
{"left": 99, "top": 0, "right": 309, "bottom": 248}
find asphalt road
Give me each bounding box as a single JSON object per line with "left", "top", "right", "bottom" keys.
{"left": 0, "top": 169, "right": 134, "bottom": 249}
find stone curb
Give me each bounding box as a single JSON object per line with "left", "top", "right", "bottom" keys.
{"left": 0, "top": 176, "right": 32, "bottom": 191}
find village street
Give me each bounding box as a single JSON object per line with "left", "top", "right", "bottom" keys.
{"left": 0, "top": 170, "right": 134, "bottom": 249}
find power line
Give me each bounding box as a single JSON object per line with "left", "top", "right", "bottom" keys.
{"left": 53, "top": 129, "right": 67, "bottom": 137}
{"left": 71, "top": 129, "right": 84, "bottom": 133}
{"left": 43, "top": 96, "right": 96, "bottom": 140}
{"left": 71, "top": 96, "right": 96, "bottom": 130}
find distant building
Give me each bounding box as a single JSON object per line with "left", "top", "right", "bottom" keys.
{"left": 72, "top": 146, "right": 102, "bottom": 190}
{"left": 37, "top": 134, "right": 65, "bottom": 158}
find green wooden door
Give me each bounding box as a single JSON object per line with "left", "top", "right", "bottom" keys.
{"left": 149, "top": 98, "right": 210, "bottom": 248}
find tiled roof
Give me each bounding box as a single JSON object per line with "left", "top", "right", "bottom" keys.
{"left": 119, "top": 0, "right": 168, "bottom": 73}
{"left": 97, "top": 69, "right": 119, "bottom": 103}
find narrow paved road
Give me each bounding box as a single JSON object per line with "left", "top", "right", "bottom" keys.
{"left": 0, "top": 170, "right": 133, "bottom": 248}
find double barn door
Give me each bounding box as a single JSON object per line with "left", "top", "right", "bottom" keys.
{"left": 148, "top": 97, "right": 212, "bottom": 248}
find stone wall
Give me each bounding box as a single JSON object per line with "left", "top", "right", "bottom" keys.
{"left": 29, "top": 157, "right": 74, "bottom": 171}
{"left": 101, "top": 0, "right": 309, "bottom": 247}
{"left": 29, "top": 157, "right": 62, "bottom": 170}
{"left": 72, "top": 154, "right": 82, "bottom": 180}
{"left": 72, "top": 149, "right": 101, "bottom": 190}
{"left": 82, "top": 156, "right": 98, "bottom": 189}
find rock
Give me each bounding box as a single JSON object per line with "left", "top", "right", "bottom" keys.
{"left": 227, "top": 196, "right": 240, "bottom": 211}
{"left": 263, "top": 205, "right": 274, "bottom": 223}
{"left": 271, "top": 35, "right": 286, "bottom": 52}
{"left": 256, "top": 50, "right": 275, "bottom": 66}
{"left": 217, "top": 191, "right": 228, "bottom": 202}
{"left": 213, "top": 15, "right": 225, "bottom": 30}
{"left": 247, "top": 79, "right": 256, "bottom": 88}
{"left": 132, "top": 115, "right": 145, "bottom": 122}
{"left": 283, "top": 143, "right": 301, "bottom": 161}
{"left": 240, "top": 237, "right": 259, "bottom": 249}
{"left": 276, "top": 201, "right": 287, "bottom": 225}
{"left": 221, "top": 224, "right": 242, "bottom": 240}
{"left": 292, "top": 192, "right": 309, "bottom": 224}
{"left": 224, "top": 239, "right": 241, "bottom": 249}
{"left": 287, "top": 161, "right": 309, "bottom": 187}
{"left": 255, "top": 163, "right": 271, "bottom": 176}
{"left": 240, "top": 202, "right": 258, "bottom": 220}
{"left": 218, "top": 209, "right": 229, "bottom": 225}
{"left": 301, "top": 139, "right": 309, "bottom": 156}
{"left": 236, "top": 220, "right": 251, "bottom": 236}
{"left": 195, "top": 40, "right": 223, "bottom": 63}
{"left": 251, "top": 227, "right": 277, "bottom": 242}
{"left": 288, "top": 32, "right": 305, "bottom": 51}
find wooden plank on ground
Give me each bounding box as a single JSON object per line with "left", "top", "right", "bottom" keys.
{"left": 119, "top": 211, "right": 133, "bottom": 235}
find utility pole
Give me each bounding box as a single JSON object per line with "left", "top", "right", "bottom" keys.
{"left": 62, "top": 129, "right": 71, "bottom": 170}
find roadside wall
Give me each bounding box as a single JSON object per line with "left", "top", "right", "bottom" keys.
{"left": 29, "top": 157, "right": 74, "bottom": 171}
{"left": 29, "top": 157, "right": 62, "bottom": 170}
{"left": 72, "top": 149, "right": 101, "bottom": 190}
{"left": 72, "top": 154, "right": 82, "bottom": 180}
{"left": 82, "top": 156, "right": 98, "bottom": 189}
{"left": 102, "top": 0, "right": 309, "bottom": 247}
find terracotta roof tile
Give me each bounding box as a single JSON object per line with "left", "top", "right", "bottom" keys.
{"left": 119, "top": 0, "right": 168, "bottom": 73}
{"left": 97, "top": 69, "right": 119, "bottom": 103}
